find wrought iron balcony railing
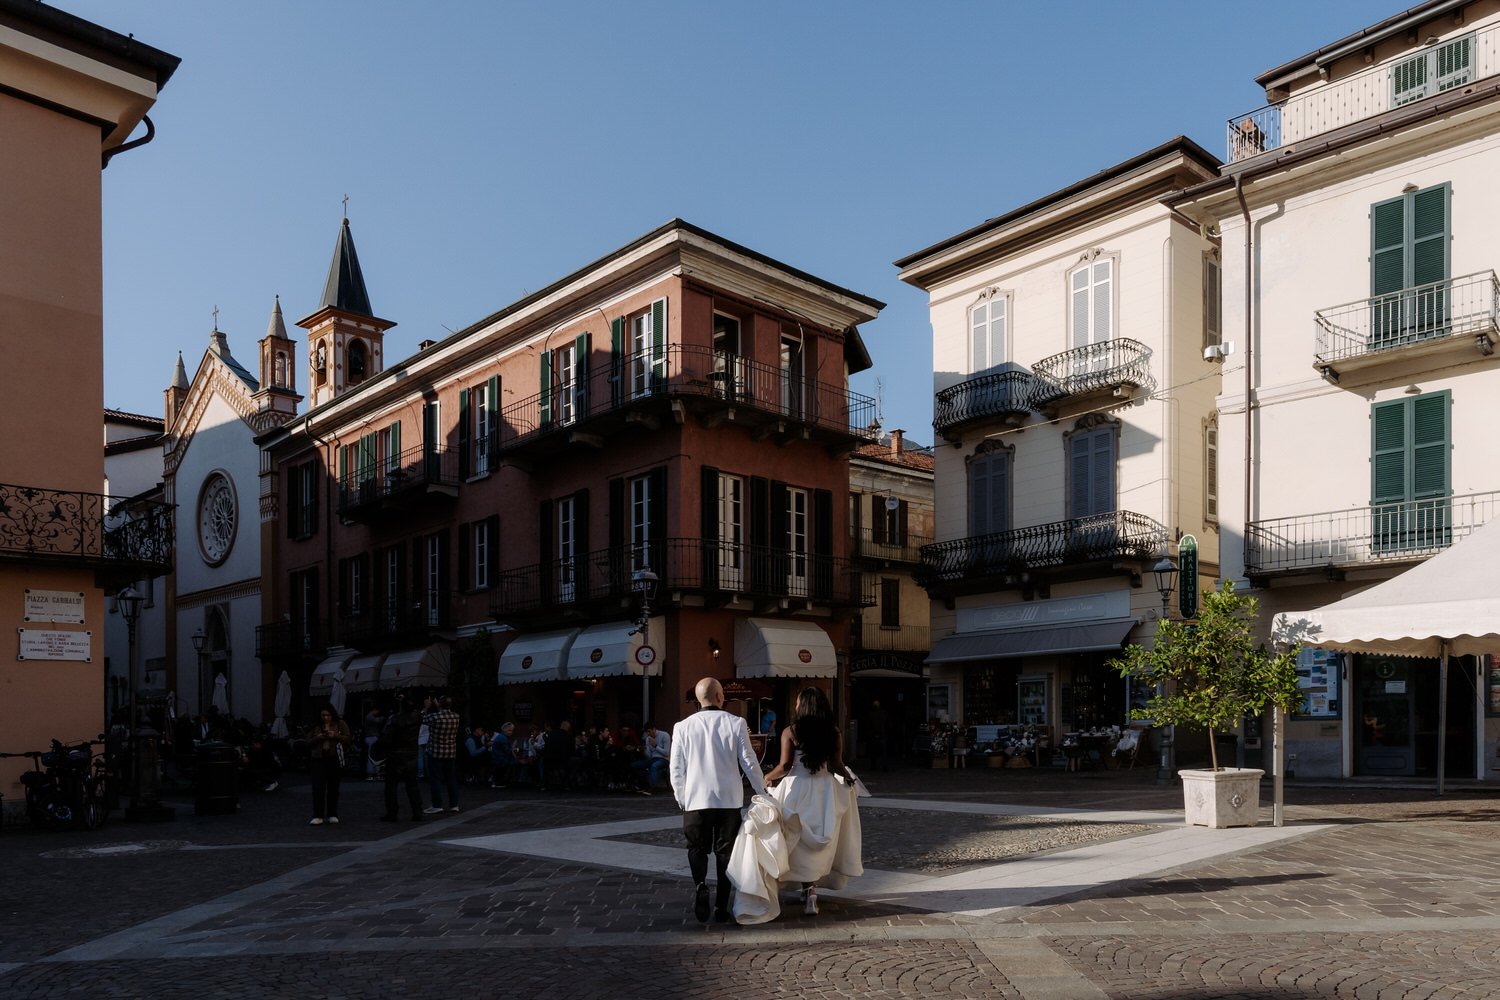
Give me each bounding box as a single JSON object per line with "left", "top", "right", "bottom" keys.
{"left": 1245, "top": 489, "right": 1500, "bottom": 576}
{"left": 850, "top": 527, "right": 932, "bottom": 565}
{"left": 915, "top": 510, "right": 1166, "bottom": 588}
{"left": 0, "top": 482, "right": 173, "bottom": 577}
{"left": 491, "top": 537, "right": 873, "bottom": 617}
{"left": 851, "top": 623, "right": 929, "bottom": 653}
{"left": 933, "top": 369, "right": 1035, "bottom": 436}
{"left": 494, "top": 344, "right": 877, "bottom": 450}
{"left": 337, "top": 444, "right": 459, "bottom": 516}
{"left": 1030, "top": 339, "right": 1151, "bottom": 407}
{"left": 1313, "top": 271, "right": 1499, "bottom": 375}
{"left": 255, "top": 619, "right": 320, "bottom": 659}
{"left": 1226, "top": 24, "right": 1499, "bottom": 162}
{"left": 335, "top": 600, "right": 455, "bottom": 649}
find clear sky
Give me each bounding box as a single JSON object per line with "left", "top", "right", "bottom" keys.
{"left": 73, "top": 0, "right": 1385, "bottom": 444}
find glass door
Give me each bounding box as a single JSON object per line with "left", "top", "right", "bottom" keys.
{"left": 1354, "top": 655, "right": 1414, "bottom": 775}
{"left": 1018, "top": 675, "right": 1048, "bottom": 727}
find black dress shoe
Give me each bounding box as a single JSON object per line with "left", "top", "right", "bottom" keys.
{"left": 694, "top": 883, "right": 710, "bottom": 923}
{"left": 714, "top": 907, "right": 731, "bottom": 924}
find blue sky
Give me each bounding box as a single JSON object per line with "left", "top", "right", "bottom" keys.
{"left": 77, "top": 0, "right": 1385, "bottom": 443}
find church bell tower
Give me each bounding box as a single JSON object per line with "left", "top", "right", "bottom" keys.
{"left": 301, "top": 214, "right": 395, "bottom": 408}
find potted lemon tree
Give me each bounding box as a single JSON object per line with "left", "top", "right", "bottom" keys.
{"left": 1111, "top": 581, "right": 1300, "bottom": 828}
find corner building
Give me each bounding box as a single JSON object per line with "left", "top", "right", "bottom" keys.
{"left": 259, "top": 219, "right": 882, "bottom": 733}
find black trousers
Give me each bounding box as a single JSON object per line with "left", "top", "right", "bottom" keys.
{"left": 384, "top": 751, "right": 423, "bottom": 818}
{"left": 683, "top": 807, "right": 742, "bottom": 903}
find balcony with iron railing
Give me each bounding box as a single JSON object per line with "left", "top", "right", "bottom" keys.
{"left": 1245, "top": 489, "right": 1500, "bottom": 578}
{"left": 932, "top": 369, "right": 1035, "bottom": 439}
{"left": 337, "top": 445, "right": 460, "bottom": 522}
{"left": 1313, "top": 271, "right": 1499, "bottom": 383}
{"left": 915, "top": 510, "right": 1167, "bottom": 593}
{"left": 0, "top": 482, "right": 173, "bottom": 584}
{"left": 491, "top": 537, "right": 873, "bottom": 623}
{"left": 1226, "top": 25, "right": 1500, "bottom": 162}
{"left": 255, "top": 619, "right": 321, "bottom": 660}
{"left": 851, "top": 622, "right": 930, "bottom": 653}
{"left": 493, "top": 344, "right": 877, "bottom": 460}
{"left": 850, "top": 527, "right": 932, "bottom": 566}
{"left": 335, "top": 600, "right": 456, "bottom": 651}
{"left": 1029, "top": 339, "right": 1151, "bottom": 412}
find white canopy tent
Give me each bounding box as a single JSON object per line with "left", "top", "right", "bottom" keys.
{"left": 498, "top": 628, "right": 581, "bottom": 685}
{"left": 1273, "top": 518, "right": 1500, "bottom": 792}
{"left": 565, "top": 618, "right": 664, "bottom": 679}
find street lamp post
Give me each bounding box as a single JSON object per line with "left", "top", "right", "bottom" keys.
{"left": 191, "top": 627, "right": 207, "bottom": 716}
{"left": 630, "top": 567, "right": 659, "bottom": 728}
{"left": 1151, "top": 556, "right": 1178, "bottom": 787}
{"left": 119, "top": 587, "right": 173, "bottom": 821}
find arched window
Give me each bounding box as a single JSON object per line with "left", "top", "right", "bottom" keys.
{"left": 274, "top": 351, "right": 288, "bottom": 388}
{"left": 347, "top": 340, "right": 367, "bottom": 383}
{"left": 315, "top": 341, "right": 328, "bottom": 386}
{"left": 1064, "top": 414, "right": 1118, "bottom": 518}
{"left": 966, "top": 440, "right": 1012, "bottom": 536}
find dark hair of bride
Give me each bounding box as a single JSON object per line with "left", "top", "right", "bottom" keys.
{"left": 791, "top": 686, "right": 837, "bottom": 774}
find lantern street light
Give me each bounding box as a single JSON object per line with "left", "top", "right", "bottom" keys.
{"left": 118, "top": 586, "right": 172, "bottom": 821}
{"left": 191, "top": 627, "right": 207, "bottom": 715}
{"left": 1150, "top": 555, "right": 1179, "bottom": 786}
{"left": 630, "top": 567, "right": 659, "bottom": 728}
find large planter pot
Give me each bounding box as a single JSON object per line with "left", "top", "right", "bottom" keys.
{"left": 1178, "top": 768, "right": 1264, "bottom": 828}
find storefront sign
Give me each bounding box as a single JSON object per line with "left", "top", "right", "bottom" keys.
{"left": 23, "top": 589, "right": 85, "bottom": 624}
{"left": 957, "top": 590, "right": 1128, "bottom": 634}
{"left": 513, "top": 700, "right": 533, "bottom": 721}
{"left": 1178, "top": 535, "right": 1199, "bottom": 619}
{"left": 17, "top": 628, "right": 92, "bottom": 662}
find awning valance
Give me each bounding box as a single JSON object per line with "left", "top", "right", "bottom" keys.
{"left": 309, "top": 651, "right": 354, "bottom": 696}
{"left": 380, "top": 644, "right": 451, "bottom": 688}
{"left": 498, "top": 628, "right": 580, "bottom": 685}
{"left": 566, "top": 618, "right": 664, "bottom": 679}
{"left": 343, "top": 654, "right": 386, "bottom": 692}
{"left": 927, "top": 618, "right": 1137, "bottom": 664}
{"left": 734, "top": 618, "right": 837, "bottom": 678}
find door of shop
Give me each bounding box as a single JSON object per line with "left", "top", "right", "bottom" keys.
{"left": 1353, "top": 654, "right": 1475, "bottom": 777}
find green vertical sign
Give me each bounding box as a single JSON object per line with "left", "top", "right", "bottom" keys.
{"left": 1179, "top": 534, "right": 1199, "bottom": 619}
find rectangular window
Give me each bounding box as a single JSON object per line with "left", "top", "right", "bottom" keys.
{"left": 1070, "top": 256, "right": 1114, "bottom": 350}
{"left": 969, "top": 295, "right": 1007, "bottom": 373}
{"left": 1391, "top": 33, "right": 1473, "bottom": 107}
{"left": 1371, "top": 392, "right": 1450, "bottom": 552}
{"left": 289, "top": 461, "right": 318, "bottom": 539}
{"left": 717, "top": 472, "right": 743, "bottom": 590}
{"left": 780, "top": 334, "right": 804, "bottom": 417}
{"left": 380, "top": 423, "right": 401, "bottom": 480}
{"left": 786, "top": 487, "right": 808, "bottom": 596}
{"left": 422, "top": 401, "right": 440, "bottom": 480}
{"left": 629, "top": 303, "right": 667, "bottom": 399}
{"left": 425, "top": 535, "right": 442, "bottom": 626}
{"left": 473, "top": 519, "right": 491, "bottom": 590}
{"left": 474, "top": 382, "right": 492, "bottom": 475}
{"left": 1370, "top": 183, "right": 1450, "bottom": 348}
{"left": 712, "top": 313, "right": 742, "bottom": 398}
{"left": 630, "top": 474, "right": 652, "bottom": 572}
{"left": 968, "top": 451, "right": 1010, "bottom": 536}
{"left": 1205, "top": 423, "right": 1219, "bottom": 524}
{"left": 880, "top": 577, "right": 900, "bottom": 628}
{"left": 557, "top": 496, "right": 576, "bottom": 602}
{"left": 383, "top": 547, "right": 401, "bottom": 631}
{"left": 1203, "top": 256, "right": 1222, "bottom": 348}
{"left": 1068, "top": 426, "right": 1116, "bottom": 519}
{"left": 349, "top": 556, "right": 365, "bottom": 615}
{"left": 556, "top": 344, "right": 577, "bottom": 425}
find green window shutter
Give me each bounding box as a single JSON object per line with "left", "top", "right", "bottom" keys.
{"left": 338, "top": 445, "right": 348, "bottom": 492}
{"left": 610, "top": 317, "right": 625, "bottom": 406}
{"left": 1436, "top": 34, "right": 1473, "bottom": 91}
{"left": 487, "top": 375, "right": 499, "bottom": 443}
{"left": 575, "top": 332, "right": 590, "bottom": 415}
{"left": 651, "top": 298, "right": 668, "bottom": 385}
{"left": 539, "top": 349, "right": 553, "bottom": 426}
{"left": 1370, "top": 399, "right": 1408, "bottom": 506}
{"left": 1410, "top": 183, "right": 1449, "bottom": 287}
{"left": 391, "top": 421, "right": 401, "bottom": 464}
{"left": 1370, "top": 195, "right": 1407, "bottom": 297}
{"left": 1410, "top": 392, "right": 1450, "bottom": 503}
{"left": 1391, "top": 50, "right": 1429, "bottom": 106}
{"left": 458, "top": 388, "right": 470, "bottom": 479}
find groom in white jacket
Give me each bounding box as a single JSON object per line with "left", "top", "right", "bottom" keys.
{"left": 670, "top": 676, "right": 768, "bottom": 924}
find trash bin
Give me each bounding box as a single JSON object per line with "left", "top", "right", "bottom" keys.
{"left": 194, "top": 741, "right": 240, "bottom": 816}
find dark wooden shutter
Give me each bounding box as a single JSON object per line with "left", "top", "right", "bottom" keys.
{"left": 286, "top": 468, "right": 297, "bottom": 538}
{"left": 337, "top": 557, "right": 350, "bottom": 616}
{"left": 458, "top": 522, "right": 471, "bottom": 592}
{"left": 648, "top": 466, "right": 667, "bottom": 573}
{"left": 770, "top": 480, "right": 789, "bottom": 595}
{"left": 575, "top": 333, "right": 591, "bottom": 417}
{"left": 813, "top": 488, "right": 834, "bottom": 601}
{"left": 1068, "top": 434, "right": 1091, "bottom": 520}
{"left": 539, "top": 349, "right": 553, "bottom": 427}
{"left": 484, "top": 515, "right": 499, "bottom": 590}
{"left": 437, "top": 530, "right": 450, "bottom": 621}
{"left": 870, "top": 494, "right": 886, "bottom": 544}
{"left": 610, "top": 317, "right": 625, "bottom": 406}
{"left": 458, "top": 388, "right": 471, "bottom": 479}
{"left": 574, "top": 489, "right": 590, "bottom": 598}
{"left": 539, "top": 499, "right": 554, "bottom": 607}
{"left": 608, "top": 477, "right": 625, "bottom": 591}
{"left": 897, "top": 499, "right": 909, "bottom": 545}
{"left": 701, "top": 466, "right": 720, "bottom": 591}
{"left": 650, "top": 298, "right": 667, "bottom": 389}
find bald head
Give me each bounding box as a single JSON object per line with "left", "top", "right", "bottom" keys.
{"left": 694, "top": 677, "right": 724, "bottom": 708}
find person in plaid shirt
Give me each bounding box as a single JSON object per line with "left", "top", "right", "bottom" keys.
{"left": 422, "top": 696, "right": 461, "bottom": 813}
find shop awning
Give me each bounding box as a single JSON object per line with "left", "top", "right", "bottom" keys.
{"left": 497, "top": 628, "right": 580, "bottom": 685}
{"left": 342, "top": 653, "right": 386, "bottom": 692}
{"left": 926, "top": 618, "right": 1137, "bottom": 664}
{"left": 566, "top": 618, "right": 664, "bottom": 680}
{"left": 380, "top": 644, "right": 451, "bottom": 689}
{"left": 734, "top": 618, "right": 837, "bottom": 678}
{"left": 308, "top": 651, "right": 354, "bottom": 696}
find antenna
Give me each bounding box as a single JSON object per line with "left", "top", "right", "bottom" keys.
{"left": 876, "top": 377, "right": 885, "bottom": 425}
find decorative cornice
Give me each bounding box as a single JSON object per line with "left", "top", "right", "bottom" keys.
{"left": 174, "top": 576, "right": 261, "bottom": 610}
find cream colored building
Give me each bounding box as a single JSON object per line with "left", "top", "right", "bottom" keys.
{"left": 896, "top": 138, "right": 1223, "bottom": 745}
{"left": 1173, "top": 0, "right": 1500, "bottom": 781}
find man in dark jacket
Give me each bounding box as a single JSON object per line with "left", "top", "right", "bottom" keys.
{"left": 379, "top": 694, "right": 424, "bottom": 822}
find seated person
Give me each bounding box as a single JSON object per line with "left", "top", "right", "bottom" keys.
{"left": 462, "top": 726, "right": 491, "bottom": 786}
{"left": 489, "top": 722, "right": 517, "bottom": 787}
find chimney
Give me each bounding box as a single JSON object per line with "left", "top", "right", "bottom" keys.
{"left": 888, "top": 428, "right": 904, "bottom": 458}
{"left": 418, "top": 338, "right": 436, "bottom": 351}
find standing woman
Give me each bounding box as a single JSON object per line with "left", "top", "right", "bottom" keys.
{"left": 763, "top": 686, "right": 863, "bottom": 915}
{"left": 307, "top": 705, "right": 350, "bottom": 826}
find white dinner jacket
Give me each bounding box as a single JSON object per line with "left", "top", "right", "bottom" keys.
{"left": 669, "top": 707, "right": 767, "bottom": 811}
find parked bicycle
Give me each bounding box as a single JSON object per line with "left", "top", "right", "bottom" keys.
{"left": 0, "top": 736, "right": 111, "bottom": 832}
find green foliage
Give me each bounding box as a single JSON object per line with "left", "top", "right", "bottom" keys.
{"left": 1110, "top": 580, "right": 1300, "bottom": 770}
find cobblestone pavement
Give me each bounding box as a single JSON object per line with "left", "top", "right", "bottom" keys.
{"left": 2, "top": 766, "right": 1499, "bottom": 998}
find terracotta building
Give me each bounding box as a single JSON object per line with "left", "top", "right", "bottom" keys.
{"left": 0, "top": 1, "right": 177, "bottom": 813}
{"left": 258, "top": 219, "right": 882, "bottom": 736}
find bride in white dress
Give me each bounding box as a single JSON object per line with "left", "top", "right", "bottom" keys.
{"left": 730, "top": 686, "right": 862, "bottom": 921}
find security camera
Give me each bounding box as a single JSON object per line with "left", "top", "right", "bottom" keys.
{"left": 1203, "top": 345, "right": 1223, "bottom": 362}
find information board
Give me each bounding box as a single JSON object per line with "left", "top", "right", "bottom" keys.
{"left": 17, "top": 628, "right": 92, "bottom": 662}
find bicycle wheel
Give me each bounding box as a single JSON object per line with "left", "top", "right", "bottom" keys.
{"left": 82, "top": 779, "right": 106, "bottom": 830}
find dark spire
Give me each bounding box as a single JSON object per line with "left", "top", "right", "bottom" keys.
{"left": 319, "top": 217, "right": 373, "bottom": 317}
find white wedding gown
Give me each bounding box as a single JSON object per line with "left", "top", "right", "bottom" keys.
{"left": 728, "top": 752, "right": 863, "bottom": 924}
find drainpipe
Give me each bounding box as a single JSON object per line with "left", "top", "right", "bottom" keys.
{"left": 101, "top": 115, "right": 156, "bottom": 169}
